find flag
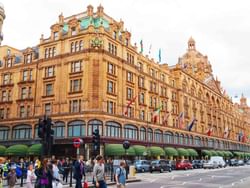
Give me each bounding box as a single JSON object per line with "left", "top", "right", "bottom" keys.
{"left": 187, "top": 118, "right": 197, "bottom": 131}
{"left": 238, "top": 132, "right": 243, "bottom": 142}
{"left": 163, "top": 111, "right": 170, "bottom": 125}
{"left": 152, "top": 105, "right": 163, "bottom": 123}
{"left": 140, "top": 39, "right": 143, "bottom": 53}
{"left": 149, "top": 44, "right": 152, "bottom": 54}
{"left": 124, "top": 95, "right": 137, "bottom": 116}
{"left": 207, "top": 127, "right": 213, "bottom": 136}
{"left": 178, "top": 112, "right": 184, "bottom": 129}
{"left": 158, "top": 48, "right": 161, "bottom": 63}
{"left": 223, "top": 127, "right": 229, "bottom": 139}
{"left": 242, "top": 133, "right": 246, "bottom": 143}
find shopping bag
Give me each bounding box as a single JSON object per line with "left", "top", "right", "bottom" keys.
{"left": 83, "top": 181, "right": 88, "bottom": 188}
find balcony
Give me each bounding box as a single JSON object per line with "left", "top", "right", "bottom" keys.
{"left": 17, "top": 80, "right": 35, "bottom": 85}
{"left": 0, "top": 83, "right": 14, "bottom": 88}
{"left": 0, "top": 100, "right": 13, "bottom": 104}
{"left": 16, "top": 97, "right": 34, "bottom": 102}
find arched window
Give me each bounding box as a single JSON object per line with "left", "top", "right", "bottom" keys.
{"left": 0, "top": 126, "right": 9, "bottom": 140}
{"left": 147, "top": 128, "right": 153, "bottom": 142}
{"left": 184, "top": 135, "right": 189, "bottom": 145}
{"left": 54, "top": 121, "right": 65, "bottom": 138}
{"left": 88, "top": 120, "right": 103, "bottom": 136}
{"left": 194, "top": 136, "right": 201, "bottom": 146}
{"left": 139, "top": 127, "right": 146, "bottom": 141}
{"left": 189, "top": 135, "right": 194, "bottom": 145}
{"left": 154, "top": 129, "right": 162, "bottom": 143}
{"left": 13, "top": 125, "right": 32, "bottom": 140}
{"left": 164, "top": 131, "right": 173, "bottom": 143}
{"left": 180, "top": 134, "right": 184, "bottom": 145}
{"left": 75, "top": 41, "right": 79, "bottom": 52}
{"left": 68, "top": 120, "right": 86, "bottom": 137}
{"left": 105, "top": 121, "right": 121, "bottom": 137}
{"left": 34, "top": 124, "right": 39, "bottom": 138}
{"left": 174, "top": 133, "right": 179, "bottom": 144}
{"left": 124, "top": 124, "right": 138, "bottom": 140}
{"left": 208, "top": 138, "right": 214, "bottom": 147}
{"left": 71, "top": 42, "right": 75, "bottom": 53}
{"left": 79, "top": 40, "right": 83, "bottom": 51}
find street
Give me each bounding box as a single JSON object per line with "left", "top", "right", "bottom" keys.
{"left": 110, "top": 165, "right": 250, "bottom": 188}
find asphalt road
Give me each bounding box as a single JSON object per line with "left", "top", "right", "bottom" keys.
{"left": 110, "top": 165, "right": 250, "bottom": 188}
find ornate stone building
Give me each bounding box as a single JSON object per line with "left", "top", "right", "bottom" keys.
{"left": 0, "top": 5, "right": 250, "bottom": 158}
{"left": 0, "top": 2, "right": 5, "bottom": 45}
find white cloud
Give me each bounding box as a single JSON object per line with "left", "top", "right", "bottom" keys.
{"left": 1, "top": 0, "right": 250, "bottom": 104}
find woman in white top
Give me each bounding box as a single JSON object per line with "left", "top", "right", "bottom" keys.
{"left": 26, "top": 164, "right": 36, "bottom": 188}
{"left": 52, "top": 160, "right": 62, "bottom": 188}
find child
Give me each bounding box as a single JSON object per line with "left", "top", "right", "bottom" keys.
{"left": 26, "top": 164, "right": 36, "bottom": 188}
{"left": 7, "top": 166, "right": 17, "bottom": 188}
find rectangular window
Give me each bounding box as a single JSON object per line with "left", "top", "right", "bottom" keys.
{"left": 21, "top": 87, "right": 27, "bottom": 99}
{"left": 127, "top": 107, "right": 134, "bottom": 118}
{"left": 138, "top": 62, "right": 143, "bottom": 71}
{"left": 0, "top": 108, "right": 4, "bottom": 119}
{"left": 22, "top": 70, "right": 28, "bottom": 81}
{"left": 138, "top": 77, "right": 144, "bottom": 88}
{"left": 69, "top": 99, "right": 81, "bottom": 113}
{"left": 107, "top": 80, "right": 115, "bottom": 94}
{"left": 20, "top": 106, "right": 26, "bottom": 118}
{"left": 140, "top": 110, "right": 145, "bottom": 120}
{"left": 45, "top": 84, "right": 53, "bottom": 96}
{"left": 6, "top": 58, "right": 12, "bottom": 67}
{"left": 107, "top": 62, "right": 115, "bottom": 75}
{"left": 127, "top": 71, "right": 133, "bottom": 82}
{"left": 70, "top": 79, "right": 82, "bottom": 92}
{"left": 27, "top": 105, "right": 31, "bottom": 117}
{"left": 28, "top": 87, "right": 32, "bottom": 98}
{"left": 2, "top": 91, "right": 7, "bottom": 102}
{"left": 72, "top": 27, "right": 77, "bottom": 36}
{"left": 71, "top": 61, "right": 82, "bottom": 73}
{"left": 139, "top": 93, "right": 144, "bottom": 104}
{"left": 54, "top": 32, "right": 59, "bottom": 40}
{"left": 29, "top": 70, "right": 33, "bottom": 80}
{"left": 107, "top": 101, "right": 115, "bottom": 114}
{"left": 45, "top": 66, "right": 55, "bottom": 77}
{"left": 25, "top": 54, "right": 32, "bottom": 64}
{"left": 127, "top": 88, "right": 133, "bottom": 99}
{"left": 7, "top": 90, "right": 11, "bottom": 101}
{"left": 45, "top": 103, "right": 51, "bottom": 115}
{"left": 3, "top": 74, "right": 11, "bottom": 85}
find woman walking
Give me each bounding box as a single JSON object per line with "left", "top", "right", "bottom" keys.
{"left": 26, "top": 164, "right": 36, "bottom": 188}
{"left": 35, "top": 158, "right": 53, "bottom": 188}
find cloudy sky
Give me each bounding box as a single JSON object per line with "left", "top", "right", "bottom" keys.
{"left": 1, "top": 0, "right": 250, "bottom": 103}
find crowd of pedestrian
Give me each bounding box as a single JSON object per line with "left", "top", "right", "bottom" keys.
{"left": 0, "top": 155, "right": 128, "bottom": 188}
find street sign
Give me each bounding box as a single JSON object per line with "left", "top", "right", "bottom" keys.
{"left": 73, "top": 138, "right": 82, "bottom": 148}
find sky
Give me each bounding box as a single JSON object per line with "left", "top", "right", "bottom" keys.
{"left": 1, "top": 0, "right": 250, "bottom": 103}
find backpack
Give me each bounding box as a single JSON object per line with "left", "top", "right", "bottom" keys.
{"left": 114, "top": 167, "right": 123, "bottom": 182}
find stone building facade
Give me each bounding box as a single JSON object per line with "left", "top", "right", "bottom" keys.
{"left": 0, "top": 5, "right": 250, "bottom": 158}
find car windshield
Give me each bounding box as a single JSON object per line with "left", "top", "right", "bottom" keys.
{"left": 151, "top": 161, "right": 158, "bottom": 165}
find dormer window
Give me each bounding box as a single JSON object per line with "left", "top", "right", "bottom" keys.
{"left": 6, "top": 58, "right": 12, "bottom": 68}
{"left": 125, "top": 38, "right": 129, "bottom": 46}
{"left": 72, "top": 27, "right": 76, "bottom": 36}
{"left": 113, "top": 31, "right": 117, "bottom": 40}
{"left": 24, "top": 54, "right": 32, "bottom": 64}
{"left": 54, "top": 32, "right": 59, "bottom": 40}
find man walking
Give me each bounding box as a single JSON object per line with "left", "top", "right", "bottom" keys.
{"left": 115, "top": 161, "right": 126, "bottom": 188}
{"left": 73, "top": 155, "right": 86, "bottom": 188}
{"left": 93, "top": 155, "right": 107, "bottom": 188}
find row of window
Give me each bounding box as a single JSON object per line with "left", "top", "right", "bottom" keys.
{"left": 0, "top": 120, "right": 248, "bottom": 151}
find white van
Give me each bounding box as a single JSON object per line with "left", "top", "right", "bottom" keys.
{"left": 210, "top": 156, "right": 226, "bottom": 168}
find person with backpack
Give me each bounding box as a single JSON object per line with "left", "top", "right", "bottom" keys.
{"left": 115, "top": 161, "right": 126, "bottom": 188}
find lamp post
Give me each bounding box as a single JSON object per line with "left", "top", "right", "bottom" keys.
{"left": 123, "top": 140, "right": 130, "bottom": 179}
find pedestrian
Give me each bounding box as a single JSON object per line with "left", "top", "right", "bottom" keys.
{"left": 52, "top": 160, "right": 62, "bottom": 188}
{"left": 115, "top": 161, "right": 126, "bottom": 188}
{"left": 93, "top": 155, "right": 107, "bottom": 188}
{"left": 62, "top": 158, "right": 70, "bottom": 183}
{"left": 73, "top": 155, "right": 86, "bottom": 188}
{"left": 6, "top": 166, "right": 17, "bottom": 188}
{"left": 0, "top": 165, "right": 3, "bottom": 188}
{"left": 26, "top": 164, "right": 36, "bottom": 188}
{"left": 35, "top": 158, "right": 53, "bottom": 188}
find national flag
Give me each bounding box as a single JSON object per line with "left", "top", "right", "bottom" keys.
{"left": 207, "top": 127, "right": 213, "bottom": 136}
{"left": 149, "top": 44, "right": 152, "bottom": 54}
{"left": 223, "top": 127, "right": 229, "bottom": 139}
{"left": 124, "top": 95, "right": 137, "bottom": 116}
{"left": 140, "top": 39, "right": 143, "bottom": 53}
{"left": 158, "top": 48, "right": 161, "bottom": 63}
{"left": 178, "top": 112, "right": 184, "bottom": 129}
{"left": 187, "top": 118, "right": 197, "bottom": 131}
{"left": 162, "top": 111, "right": 170, "bottom": 125}
{"left": 152, "top": 105, "right": 163, "bottom": 123}
{"left": 238, "top": 132, "right": 243, "bottom": 142}
{"left": 242, "top": 133, "right": 246, "bottom": 143}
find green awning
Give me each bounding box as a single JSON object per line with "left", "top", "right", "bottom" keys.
{"left": 105, "top": 144, "right": 135, "bottom": 156}
{"left": 149, "top": 146, "right": 165, "bottom": 156}
{"left": 201, "top": 150, "right": 211, "bottom": 157}
{"left": 216, "top": 151, "right": 224, "bottom": 157}
{"left": 164, "top": 147, "right": 178, "bottom": 157}
{"left": 210, "top": 150, "right": 218, "bottom": 156}
{"left": 224, "top": 151, "right": 233, "bottom": 157}
{"left": 5, "top": 144, "right": 28, "bottom": 156}
{"left": 177, "top": 148, "right": 189, "bottom": 157}
{"left": 233, "top": 151, "right": 244, "bottom": 158}
{"left": 28, "top": 144, "right": 42, "bottom": 156}
{"left": 0, "top": 145, "right": 6, "bottom": 156}
{"left": 133, "top": 145, "right": 146, "bottom": 156}
{"left": 187, "top": 148, "right": 198, "bottom": 157}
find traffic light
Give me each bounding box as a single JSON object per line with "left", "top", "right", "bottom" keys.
{"left": 38, "top": 118, "right": 45, "bottom": 139}
{"left": 123, "top": 140, "right": 130, "bottom": 150}
{"left": 92, "top": 129, "right": 100, "bottom": 156}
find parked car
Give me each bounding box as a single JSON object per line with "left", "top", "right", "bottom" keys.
{"left": 192, "top": 160, "right": 204, "bottom": 169}
{"left": 229, "top": 159, "right": 239, "bottom": 166}
{"left": 237, "top": 160, "right": 245, "bottom": 166}
{"left": 176, "top": 160, "right": 193, "bottom": 170}
{"left": 149, "top": 160, "right": 172, "bottom": 173}
{"left": 134, "top": 160, "right": 150, "bottom": 172}
{"left": 203, "top": 160, "right": 219, "bottom": 169}
{"left": 245, "top": 160, "right": 250, "bottom": 165}
{"left": 210, "top": 156, "right": 226, "bottom": 168}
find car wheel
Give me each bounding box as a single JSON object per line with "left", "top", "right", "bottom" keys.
{"left": 160, "top": 168, "right": 164, "bottom": 173}
{"left": 150, "top": 171, "right": 153, "bottom": 173}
